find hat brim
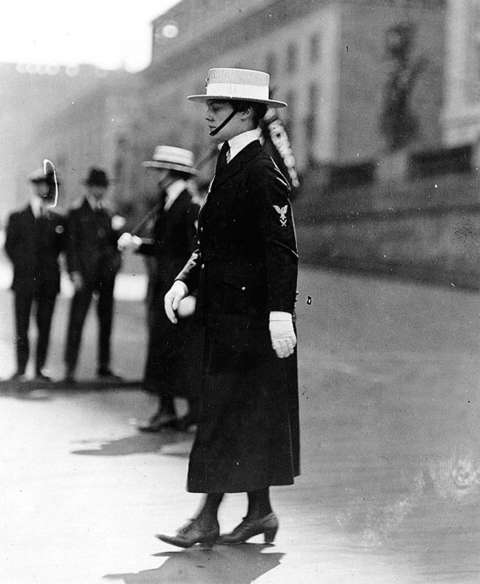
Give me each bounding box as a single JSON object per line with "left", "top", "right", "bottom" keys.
{"left": 142, "top": 161, "right": 198, "bottom": 175}
{"left": 187, "top": 94, "right": 287, "bottom": 108}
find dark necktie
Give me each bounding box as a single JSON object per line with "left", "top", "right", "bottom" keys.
{"left": 215, "top": 141, "right": 230, "bottom": 176}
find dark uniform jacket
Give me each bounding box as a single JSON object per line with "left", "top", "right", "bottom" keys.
{"left": 177, "top": 140, "right": 298, "bottom": 345}
{"left": 66, "top": 198, "right": 122, "bottom": 282}
{"left": 5, "top": 205, "right": 65, "bottom": 295}
{"left": 139, "top": 189, "right": 199, "bottom": 298}
{"left": 137, "top": 187, "right": 201, "bottom": 394}
{"left": 176, "top": 140, "right": 300, "bottom": 493}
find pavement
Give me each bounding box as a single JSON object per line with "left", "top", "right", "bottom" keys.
{"left": 0, "top": 264, "right": 480, "bottom": 583}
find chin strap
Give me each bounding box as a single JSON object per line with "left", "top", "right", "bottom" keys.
{"left": 209, "top": 110, "right": 237, "bottom": 136}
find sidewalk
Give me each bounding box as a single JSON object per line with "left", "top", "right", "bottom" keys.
{"left": 0, "top": 266, "right": 479, "bottom": 583}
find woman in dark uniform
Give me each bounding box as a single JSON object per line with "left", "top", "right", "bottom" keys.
{"left": 161, "top": 68, "right": 299, "bottom": 547}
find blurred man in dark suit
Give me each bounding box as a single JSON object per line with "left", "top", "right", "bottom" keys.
{"left": 118, "top": 146, "right": 201, "bottom": 431}
{"left": 64, "top": 167, "right": 124, "bottom": 383}
{"left": 5, "top": 168, "right": 65, "bottom": 381}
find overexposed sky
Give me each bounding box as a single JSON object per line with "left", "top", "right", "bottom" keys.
{"left": 0, "top": 0, "right": 180, "bottom": 72}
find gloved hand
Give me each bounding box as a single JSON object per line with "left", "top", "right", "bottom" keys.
{"left": 269, "top": 312, "right": 296, "bottom": 359}
{"left": 117, "top": 232, "right": 142, "bottom": 252}
{"left": 70, "top": 271, "right": 84, "bottom": 292}
{"left": 164, "top": 280, "right": 189, "bottom": 324}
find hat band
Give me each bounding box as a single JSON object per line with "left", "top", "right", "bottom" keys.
{"left": 207, "top": 82, "right": 269, "bottom": 101}
{"left": 153, "top": 160, "right": 193, "bottom": 168}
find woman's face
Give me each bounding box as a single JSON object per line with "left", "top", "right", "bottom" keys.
{"left": 205, "top": 100, "right": 242, "bottom": 142}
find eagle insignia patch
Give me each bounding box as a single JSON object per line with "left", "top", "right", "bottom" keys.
{"left": 273, "top": 204, "right": 288, "bottom": 227}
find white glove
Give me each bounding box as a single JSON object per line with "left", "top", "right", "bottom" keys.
{"left": 164, "top": 281, "right": 189, "bottom": 324}
{"left": 70, "top": 271, "right": 84, "bottom": 291}
{"left": 118, "top": 232, "right": 142, "bottom": 252}
{"left": 269, "top": 312, "right": 296, "bottom": 359}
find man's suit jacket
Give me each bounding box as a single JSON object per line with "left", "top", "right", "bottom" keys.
{"left": 5, "top": 204, "right": 65, "bottom": 295}
{"left": 138, "top": 189, "right": 199, "bottom": 298}
{"left": 177, "top": 140, "right": 298, "bottom": 337}
{"left": 66, "top": 198, "right": 122, "bottom": 283}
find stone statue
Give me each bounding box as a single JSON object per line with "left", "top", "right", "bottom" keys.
{"left": 380, "top": 22, "right": 427, "bottom": 152}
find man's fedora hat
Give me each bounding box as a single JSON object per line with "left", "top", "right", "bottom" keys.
{"left": 188, "top": 68, "right": 287, "bottom": 108}
{"left": 142, "top": 146, "right": 198, "bottom": 175}
{"left": 84, "top": 167, "right": 110, "bottom": 187}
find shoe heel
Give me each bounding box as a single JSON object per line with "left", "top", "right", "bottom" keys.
{"left": 201, "top": 531, "right": 219, "bottom": 549}
{"left": 264, "top": 525, "right": 278, "bottom": 544}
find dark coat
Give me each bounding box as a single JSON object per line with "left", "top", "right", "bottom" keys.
{"left": 138, "top": 189, "right": 199, "bottom": 299}
{"left": 137, "top": 188, "right": 201, "bottom": 395}
{"left": 176, "top": 140, "right": 300, "bottom": 493}
{"left": 65, "top": 198, "right": 122, "bottom": 283}
{"left": 5, "top": 205, "right": 65, "bottom": 295}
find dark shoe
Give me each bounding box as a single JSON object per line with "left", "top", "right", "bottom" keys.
{"left": 175, "top": 412, "right": 198, "bottom": 433}
{"left": 138, "top": 412, "right": 178, "bottom": 433}
{"left": 9, "top": 371, "right": 27, "bottom": 383}
{"left": 35, "top": 371, "right": 52, "bottom": 382}
{"left": 64, "top": 373, "right": 77, "bottom": 385}
{"left": 156, "top": 518, "right": 219, "bottom": 549}
{"left": 217, "top": 513, "right": 279, "bottom": 545}
{"left": 97, "top": 369, "right": 123, "bottom": 381}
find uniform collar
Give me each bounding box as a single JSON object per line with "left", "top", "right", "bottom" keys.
{"left": 225, "top": 128, "right": 261, "bottom": 163}
{"left": 164, "top": 179, "right": 187, "bottom": 211}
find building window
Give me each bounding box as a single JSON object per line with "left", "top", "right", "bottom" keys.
{"left": 306, "top": 82, "right": 319, "bottom": 161}
{"left": 467, "top": 1, "right": 480, "bottom": 102}
{"left": 310, "top": 33, "right": 321, "bottom": 63}
{"left": 285, "top": 89, "right": 296, "bottom": 137}
{"left": 286, "top": 42, "right": 297, "bottom": 74}
{"left": 266, "top": 52, "right": 277, "bottom": 78}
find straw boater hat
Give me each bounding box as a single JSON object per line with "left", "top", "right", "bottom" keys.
{"left": 142, "top": 146, "right": 198, "bottom": 175}
{"left": 188, "top": 68, "right": 287, "bottom": 108}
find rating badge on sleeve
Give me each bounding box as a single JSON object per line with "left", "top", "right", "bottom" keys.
{"left": 273, "top": 205, "right": 288, "bottom": 227}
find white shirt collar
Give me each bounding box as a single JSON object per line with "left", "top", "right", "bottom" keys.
{"left": 226, "top": 128, "right": 261, "bottom": 163}
{"left": 86, "top": 195, "right": 103, "bottom": 210}
{"left": 30, "top": 196, "right": 44, "bottom": 218}
{"left": 164, "top": 179, "right": 187, "bottom": 211}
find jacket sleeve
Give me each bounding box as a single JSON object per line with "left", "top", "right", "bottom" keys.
{"left": 248, "top": 159, "right": 298, "bottom": 314}
{"left": 175, "top": 246, "right": 201, "bottom": 293}
{"left": 186, "top": 201, "right": 200, "bottom": 255}
{"left": 4, "top": 213, "right": 18, "bottom": 263}
{"left": 65, "top": 210, "right": 81, "bottom": 274}
{"left": 136, "top": 239, "right": 156, "bottom": 256}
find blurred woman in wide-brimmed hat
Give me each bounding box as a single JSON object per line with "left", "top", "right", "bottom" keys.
{"left": 118, "top": 146, "right": 201, "bottom": 431}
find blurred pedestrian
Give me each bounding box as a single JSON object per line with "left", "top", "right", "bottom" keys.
{"left": 4, "top": 167, "right": 65, "bottom": 381}
{"left": 64, "top": 167, "right": 124, "bottom": 383}
{"left": 118, "top": 146, "right": 201, "bottom": 432}
{"left": 160, "top": 68, "right": 299, "bottom": 547}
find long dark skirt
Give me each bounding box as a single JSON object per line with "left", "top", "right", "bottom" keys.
{"left": 187, "top": 321, "right": 300, "bottom": 493}
{"left": 144, "top": 294, "right": 202, "bottom": 400}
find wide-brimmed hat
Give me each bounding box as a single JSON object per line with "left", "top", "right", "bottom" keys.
{"left": 29, "top": 168, "right": 52, "bottom": 184}
{"left": 84, "top": 167, "right": 110, "bottom": 187}
{"left": 188, "top": 68, "right": 287, "bottom": 108}
{"left": 142, "top": 146, "right": 198, "bottom": 175}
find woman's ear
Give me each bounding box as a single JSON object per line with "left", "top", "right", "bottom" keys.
{"left": 238, "top": 106, "right": 253, "bottom": 121}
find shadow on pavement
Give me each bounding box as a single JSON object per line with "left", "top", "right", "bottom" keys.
{"left": 104, "top": 544, "right": 283, "bottom": 584}
{"left": 71, "top": 431, "right": 190, "bottom": 457}
{"left": 0, "top": 379, "right": 143, "bottom": 395}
